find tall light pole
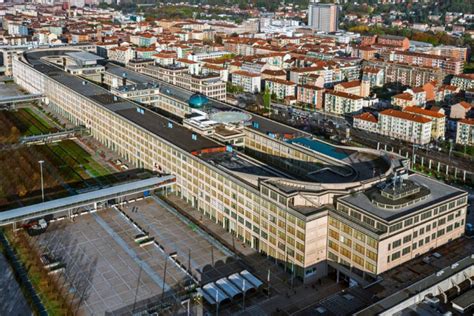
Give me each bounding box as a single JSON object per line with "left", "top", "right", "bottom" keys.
{"left": 39, "top": 160, "right": 44, "bottom": 202}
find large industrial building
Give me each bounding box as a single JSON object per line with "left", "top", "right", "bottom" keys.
{"left": 12, "top": 48, "right": 468, "bottom": 285}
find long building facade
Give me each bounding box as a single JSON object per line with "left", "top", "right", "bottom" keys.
{"left": 13, "top": 48, "right": 468, "bottom": 286}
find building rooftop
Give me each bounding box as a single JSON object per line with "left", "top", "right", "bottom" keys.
{"left": 339, "top": 173, "right": 466, "bottom": 222}
{"left": 355, "top": 255, "right": 474, "bottom": 315}
{"left": 104, "top": 63, "right": 302, "bottom": 138}
{"left": 326, "top": 90, "right": 363, "bottom": 100}
{"left": 380, "top": 109, "right": 432, "bottom": 124}
{"left": 404, "top": 106, "right": 445, "bottom": 118}
{"left": 116, "top": 107, "right": 224, "bottom": 154}
{"left": 24, "top": 51, "right": 224, "bottom": 155}
{"left": 66, "top": 51, "right": 104, "bottom": 63}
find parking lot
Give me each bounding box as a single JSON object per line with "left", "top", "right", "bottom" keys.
{"left": 120, "top": 197, "right": 241, "bottom": 284}
{"left": 30, "top": 197, "right": 240, "bottom": 315}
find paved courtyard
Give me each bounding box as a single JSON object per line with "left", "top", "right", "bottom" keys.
{"left": 30, "top": 196, "right": 245, "bottom": 315}
{"left": 34, "top": 207, "right": 191, "bottom": 315}
{"left": 120, "top": 197, "right": 242, "bottom": 285}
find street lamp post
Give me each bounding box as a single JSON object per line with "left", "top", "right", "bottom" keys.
{"left": 39, "top": 160, "right": 44, "bottom": 202}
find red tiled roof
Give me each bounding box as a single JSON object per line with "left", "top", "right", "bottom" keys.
{"left": 232, "top": 70, "right": 261, "bottom": 78}
{"left": 337, "top": 80, "right": 361, "bottom": 89}
{"left": 455, "top": 73, "right": 474, "bottom": 80}
{"left": 459, "top": 118, "right": 474, "bottom": 125}
{"left": 266, "top": 78, "right": 296, "bottom": 86}
{"left": 325, "top": 90, "right": 363, "bottom": 100}
{"left": 457, "top": 101, "right": 472, "bottom": 110}
{"left": 439, "top": 85, "right": 459, "bottom": 92}
{"left": 411, "top": 87, "right": 425, "bottom": 93}
{"left": 204, "top": 63, "right": 225, "bottom": 71}
{"left": 262, "top": 69, "right": 286, "bottom": 76}
{"left": 403, "top": 106, "right": 445, "bottom": 118}
{"left": 354, "top": 112, "right": 378, "bottom": 123}
{"left": 380, "top": 109, "right": 432, "bottom": 124}
{"left": 297, "top": 84, "right": 323, "bottom": 91}
{"left": 393, "top": 93, "right": 413, "bottom": 101}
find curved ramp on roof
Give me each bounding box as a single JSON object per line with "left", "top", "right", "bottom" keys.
{"left": 240, "top": 270, "right": 263, "bottom": 288}
{"left": 215, "top": 278, "right": 241, "bottom": 299}
{"left": 228, "top": 272, "right": 256, "bottom": 293}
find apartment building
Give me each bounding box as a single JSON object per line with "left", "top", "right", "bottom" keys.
{"left": 152, "top": 50, "right": 177, "bottom": 66}
{"left": 130, "top": 33, "right": 156, "bottom": 47}
{"left": 451, "top": 74, "right": 474, "bottom": 91}
{"left": 377, "top": 35, "right": 410, "bottom": 50}
{"left": 231, "top": 70, "right": 261, "bottom": 93}
{"left": 296, "top": 84, "right": 324, "bottom": 110}
{"left": 353, "top": 112, "right": 378, "bottom": 133}
{"left": 391, "top": 93, "right": 414, "bottom": 108}
{"left": 379, "top": 109, "right": 432, "bottom": 145}
{"left": 8, "top": 22, "right": 28, "bottom": 36}
{"left": 403, "top": 106, "right": 446, "bottom": 140}
{"left": 351, "top": 46, "right": 377, "bottom": 60}
{"left": 424, "top": 45, "right": 469, "bottom": 62}
{"left": 364, "top": 60, "right": 445, "bottom": 87}
{"left": 456, "top": 119, "right": 474, "bottom": 146}
{"left": 265, "top": 78, "right": 296, "bottom": 100}
{"left": 188, "top": 51, "right": 230, "bottom": 62}
{"left": 13, "top": 49, "right": 467, "bottom": 286}
{"left": 334, "top": 80, "right": 369, "bottom": 97}
{"left": 362, "top": 67, "right": 384, "bottom": 89}
{"left": 324, "top": 90, "right": 364, "bottom": 115}
{"left": 389, "top": 51, "right": 464, "bottom": 75}
{"left": 140, "top": 64, "right": 226, "bottom": 101}
{"left": 289, "top": 67, "right": 321, "bottom": 85}
{"left": 450, "top": 101, "right": 472, "bottom": 120}
{"left": 135, "top": 47, "right": 157, "bottom": 60}
{"left": 108, "top": 46, "right": 134, "bottom": 65}
{"left": 360, "top": 35, "right": 410, "bottom": 51}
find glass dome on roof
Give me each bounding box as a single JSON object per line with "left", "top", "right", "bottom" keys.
{"left": 188, "top": 93, "right": 209, "bottom": 108}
